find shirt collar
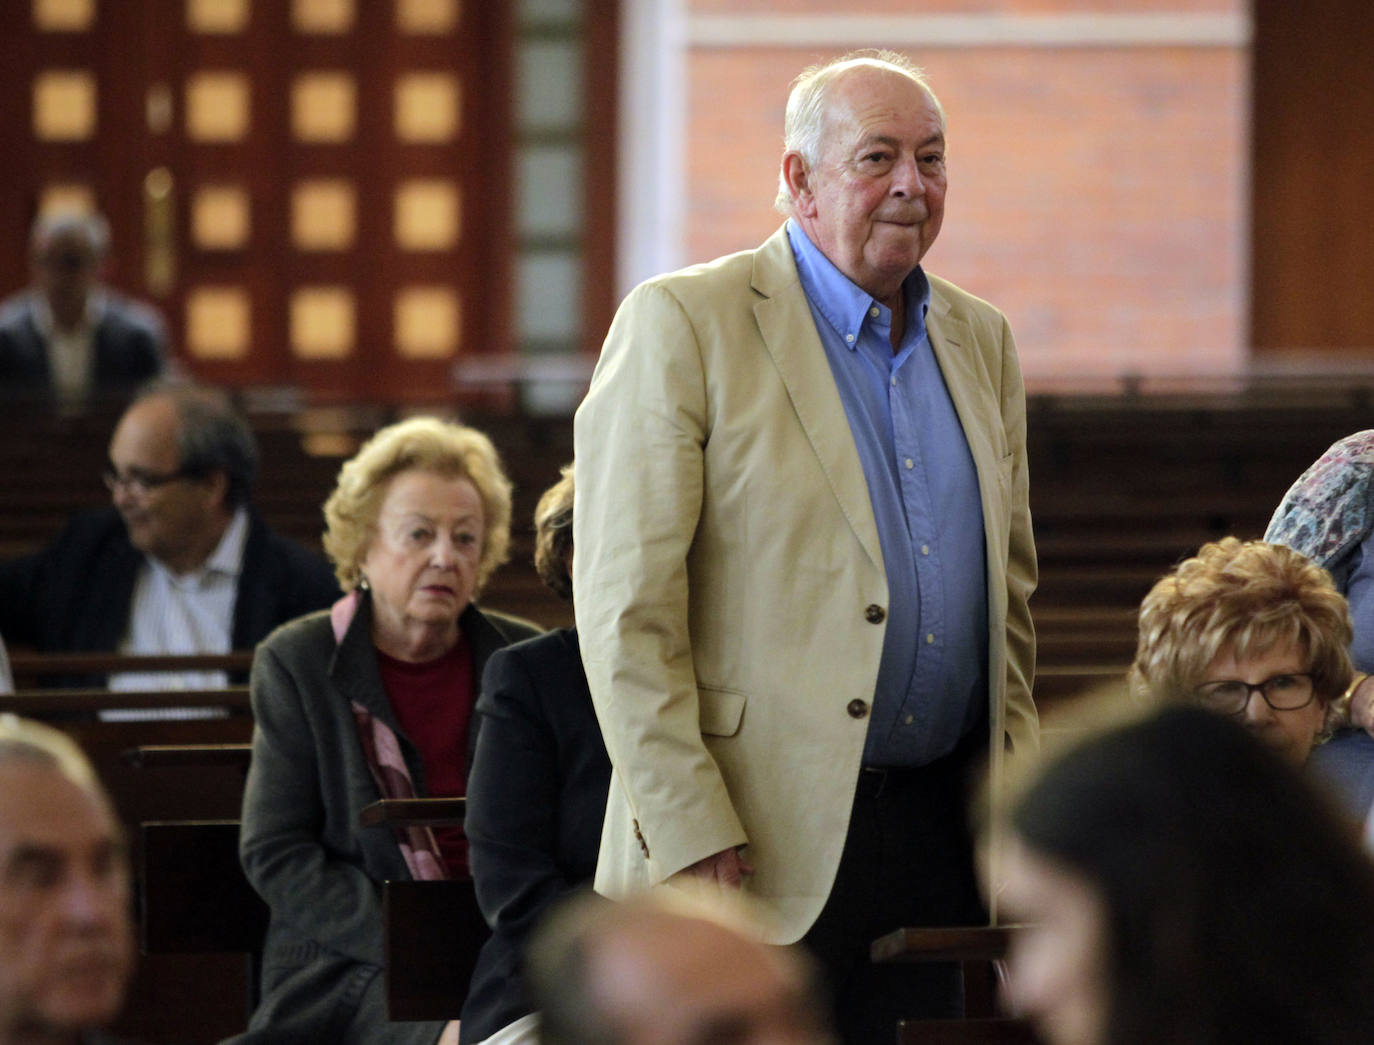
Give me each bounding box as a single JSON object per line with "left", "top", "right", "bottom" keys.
{"left": 29, "top": 289, "right": 106, "bottom": 338}
{"left": 785, "top": 219, "right": 931, "bottom": 351}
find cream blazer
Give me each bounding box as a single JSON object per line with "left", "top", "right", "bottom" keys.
{"left": 572, "top": 226, "right": 1038, "bottom": 943}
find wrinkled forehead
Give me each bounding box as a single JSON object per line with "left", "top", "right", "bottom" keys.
{"left": 819, "top": 68, "right": 944, "bottom": 145}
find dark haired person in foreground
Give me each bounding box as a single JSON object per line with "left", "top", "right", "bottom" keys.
{"left": 996, "top": 704, "right": 1374, "bottom": 1045}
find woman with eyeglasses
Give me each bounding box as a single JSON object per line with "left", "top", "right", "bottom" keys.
{"left": 1129, "top": 537, "right": 1353, "bottom": 766}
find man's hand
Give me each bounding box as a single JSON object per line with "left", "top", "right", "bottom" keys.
{"left": 674, "top": 847, "right": 754, "bottom": 889}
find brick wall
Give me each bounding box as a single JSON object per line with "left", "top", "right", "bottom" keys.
{"left": 680, "top": 2, "right": 1249, "bottom": 388}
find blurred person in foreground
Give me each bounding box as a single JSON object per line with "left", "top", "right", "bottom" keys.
{"left": 0, "top": 380, "right": 338, "bottom": 692}
{"left": 461, "top": 466, "right": 611, "bottom": 1045}
{"left": 0, "top": 714, "right": 137, "bottom": 1045}
{"left": 0, "top": 211, "right": 166, "bottom": 412}
{"left": 526, "top": 890, "right": 836, "bottom": 1045}
{"left": 234, "top": 417, "right": 540, "bottom": 1045}
{"left": 1130, "top": 537, "right": 1352, "bottom": 766}
{"left": 572, "top": 49, "right": 1036, "bottom": 1044}
{"left": 994, "top": 704, "right": 1374, "bottom": 1045}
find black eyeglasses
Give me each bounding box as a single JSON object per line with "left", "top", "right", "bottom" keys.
{"left": 1193, "top": 673, "right": 1316, "bottom": 717}
{"left": 102, "top": 467, "right": 191, "bottom": 497}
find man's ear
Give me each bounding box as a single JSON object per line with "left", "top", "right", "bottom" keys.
{"left": 782, "top": 153, "right": 816, "bottom": 218}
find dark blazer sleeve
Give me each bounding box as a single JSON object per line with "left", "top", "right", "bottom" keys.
{"left": 240, "top": 634, "right": 389, "bottom": 968}
{"left": 0, "top": 509, "right": 139, "bottom": 656}
{"left": 459, "top": 630, "right": 610, "bottom": 1044}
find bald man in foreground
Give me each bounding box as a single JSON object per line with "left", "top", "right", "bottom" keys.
{"left": 0, "top": 715, "right": 137, "bottom": 1045}
{"left": 527, "top": 892, "right": 835, "bottom": 1045}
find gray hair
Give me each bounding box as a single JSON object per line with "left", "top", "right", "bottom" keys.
{"left": 31, "top": 210, "right": 111, "bottom": 260}
{"left": 774, "top": 49, "right": 945, "bottom": 215}
{"left": 132, "top": 380, "right": 259, "bottom": 508}
{"left": 0, "top": 714, "right": 103, "bottom": 794}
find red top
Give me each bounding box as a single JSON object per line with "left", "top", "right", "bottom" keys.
{"left": 377, "top": 637, "right": 474, "bottom": 878}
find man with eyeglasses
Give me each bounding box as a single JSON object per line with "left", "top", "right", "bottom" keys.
{"left": 1129, "top": 537, "right": 1354, "bottom": 766}
{"left": 0, "top": 211, "right": 166, "bottom": 413}
{"left": 0, "top": 380, "right": 338, "bottom": 692}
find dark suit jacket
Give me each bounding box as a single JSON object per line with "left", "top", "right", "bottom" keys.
{"left": 0, "top": 290, "right": 165, "bottom": 405}
{"left": 236, "top": 594, "right": 541, "bottom": 1045}
{"left": 460, "top": 628, "right": 610, "bottom": 1045}
{"left": 0, "top": 506, "right": 339, "bottom": 685}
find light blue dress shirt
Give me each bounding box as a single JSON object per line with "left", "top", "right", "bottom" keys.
{"left": 787, "top": 220, "right": 988, "bottom": 766}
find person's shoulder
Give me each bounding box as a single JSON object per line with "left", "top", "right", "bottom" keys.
{"left": 258, "top": 605, "right": 336, "bottom": 656}
{"left": 926, "top": 271, "right": 1006, "bottom": 323}
{"left": 0, "top": 290, "right": 36, "bottom": 329}
{"left": 247, "top": 513, "right": 336, "bottom": 578}
{"left": 100, "top": 291, "right": 168, "bottom": 339}
{"left": 474, "top": 605, "right": 545, "bottom": 646}
{"left": 632, "top": 231, "right": 780, "bottom": 307}
{"left": 488, "top": 625, "right": 577, "bottom": 668}
{"left": 51, "top": 506, "right": 130, "bottom": 553}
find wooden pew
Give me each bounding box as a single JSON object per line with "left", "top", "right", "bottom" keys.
{"left": 872, "top": 926, "right": 1042, "bottom": 1044}
{"left": 359, "top": 797, "right": 488, "bottom": 1022}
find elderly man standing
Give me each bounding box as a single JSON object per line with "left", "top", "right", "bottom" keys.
{"left": 0, "top": 381, "right": 338, "bottom": 691}
{"left": 572, "top": 50, "right": 1037, "bottom": 1043}
{"left": 0, "top": 211, "right": 166, "bottom": 412}
{"left": 0, "top": 716, "right": 137, "bottom": 1045}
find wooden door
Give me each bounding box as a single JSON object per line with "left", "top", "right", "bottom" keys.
{"left": 1, "top": 0, "right": 513, "bottom": 403}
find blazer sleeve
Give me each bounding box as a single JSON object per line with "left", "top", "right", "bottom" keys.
{"left": 572, "top": 280, "right": 747, "bottom": 881}
{"left": 998, "top": 312, "right": 1039, "bottom": 757}
{"left": 239, "top": 639, "right": 386, "bottom": 967}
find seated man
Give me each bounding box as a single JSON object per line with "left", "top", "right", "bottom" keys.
{"left": 0, "top": 380, "right": 339, "bottom": 691}
{"left": 0, "top": 715, "right": 137, "bottom": 1045}
{"left": 526, "top": 891, "right": 836, "bottom": 1045}
{"left": 0, "top": 211, "right": 166, "bottom": 412}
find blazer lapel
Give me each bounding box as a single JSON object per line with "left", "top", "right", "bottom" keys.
{"left": 750, "top": 228, "right": 884, "bottom": 573}
{"left": 926, "top": 296, "right": 1001, "bottom": 528}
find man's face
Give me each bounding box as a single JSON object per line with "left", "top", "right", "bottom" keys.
{"left": 592, "top": 913, "right": 833, "bottom": 1045}
{"left": 0, "top": 762, "right": 133, "bottom": 1039}
{"left": 107, "top": 396, "right": 224, "bottom": 573}
{"left": 33, "top": 229, "right": 100, "bottom": 328}
{"left": 786, "top": 66, "right": 947, "bottom": 307}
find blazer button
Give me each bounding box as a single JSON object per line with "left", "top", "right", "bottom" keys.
{"left": 847, "top": 699, "right": 869, "bottom": 719}
{"left": 865, "top": 604, "right": 886, "bottom": 624}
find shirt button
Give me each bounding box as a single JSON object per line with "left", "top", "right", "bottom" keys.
{"left": 926, "top": 633, "right": 935, "bottom": 644}
{"left": 904, "top": 457, "right": 914, "bottom": 469}
{"left": 865, "top": 604, "right": 886, "bottom": 624}
{"left": 869, "top": 306, "right": 879, "bottom": 318}
{"left": 921, "top": 544, "right": 930, "bottom": 556}
{"left": 890, "top": 375, "right": 897, "bottom": 386}
{"left": 845, "top": 333, "right": 855, "bottom": 343}
{"left": 904, "top": 714, "right": 914, "bottom": 725}
{"left": 847, "top": 699, "right": 869, "bottom": 719}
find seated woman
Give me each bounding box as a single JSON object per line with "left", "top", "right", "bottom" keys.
{"left": 995, "top": 704, "right": 1374, "bottom": 1045}
{"left": 1130, "top": 537, "right": 1353, "bottom": 765}
{"left": 460, "top": 466, "right": 610, "bottom": 1045}
{"left": 1267, "top": 430, "right": 1374, "bottom": 815}
{"left": 236, "top": 417, "right": 541, "bottom": 1045}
